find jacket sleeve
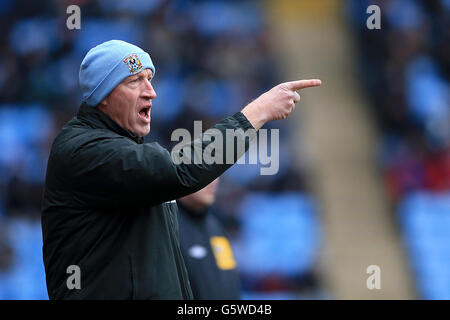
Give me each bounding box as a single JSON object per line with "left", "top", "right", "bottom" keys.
{"left": 69, "top": 112, "right": 256, "bottom": 208}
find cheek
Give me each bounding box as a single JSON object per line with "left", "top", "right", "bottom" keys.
{"left": 129, "top": 98, "right": 140, "bottom": 121}
{"left": 113, "top": 96, "right": 130, "bottom": 119}
{"left": 112, "top": 89, "right": 138, "bottom": 120}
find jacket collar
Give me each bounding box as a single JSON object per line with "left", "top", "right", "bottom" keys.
{"left": 77, "top": 103, "right": 144, "bottom": 144}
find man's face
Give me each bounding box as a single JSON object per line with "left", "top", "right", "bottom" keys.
{"left": 98, "top": 68, "right": 157, "bottom": 137}
{"left": 180, "top": 179, "right": 220, "bottom": 212}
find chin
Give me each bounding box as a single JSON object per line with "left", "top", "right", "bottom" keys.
{"left": 204, "top": 197, "right": 216, "bottom": 207}
{"left": 136, "top": 127, "right": 150, "bottom": 137}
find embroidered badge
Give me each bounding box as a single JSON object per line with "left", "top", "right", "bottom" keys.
{"left": 123, "top": 54, "right": 143, "bottom": 73}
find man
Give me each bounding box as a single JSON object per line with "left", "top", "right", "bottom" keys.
{"left": 41, "top": 39, "right": 321, "bottom": 300}
{"left": 178, "top": 179, "right": 240, "bottom": 300}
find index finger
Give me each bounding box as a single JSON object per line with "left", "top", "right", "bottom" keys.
{"left": 285, "top": 79, "right": 322, "bottom": 91}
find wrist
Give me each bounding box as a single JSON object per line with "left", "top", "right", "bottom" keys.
{"left": 241, "top": 102, "right": 267, "bottom": 130}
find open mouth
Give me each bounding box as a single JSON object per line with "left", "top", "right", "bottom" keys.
{"left": 138, "top": 106, "right": 151, "bottom": 122}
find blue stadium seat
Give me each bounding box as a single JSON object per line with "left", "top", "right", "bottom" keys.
{"left": 234, "top": 192, "right": 320, "bottom": 276}
{"left": 0, "top": 218, "right": 48, "bottom": 300}
{"left": 399, "top": 191, "right": 450, "bottom": 299}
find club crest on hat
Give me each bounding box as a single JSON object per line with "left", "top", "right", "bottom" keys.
{"left": 123, "top": 54, "right": 143, "bottom": 73}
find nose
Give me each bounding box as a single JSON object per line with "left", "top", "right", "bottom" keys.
{"left": 142, "top": 79, "right": 157, "bottom": 100}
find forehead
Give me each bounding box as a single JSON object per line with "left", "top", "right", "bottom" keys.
{"left": 127, "top": 68, "right": 153, "bottom": 80}
{"left": 139, "top": 68, "right": 153, "bottom": 78}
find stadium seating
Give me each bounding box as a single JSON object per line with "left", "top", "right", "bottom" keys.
{"left": 399, "top": 192, "right": 450, "bottom": 299}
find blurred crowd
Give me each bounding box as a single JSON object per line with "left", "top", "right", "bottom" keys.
{"left": 347, "top": 0, "right": 450, "bottom": 299}
{"left": 0, "top": 0, "right": 322, "bottom": 299}
{"left": 347, "top": 0, "right": 449, "bottom": 200}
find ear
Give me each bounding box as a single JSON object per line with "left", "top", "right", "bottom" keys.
{"left": 97, "top": 97, "right": 108, "bottom": 109}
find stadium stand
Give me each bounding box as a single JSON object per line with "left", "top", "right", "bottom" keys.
{"left": 348, "top": 0, "right": 450, "bottom": 299}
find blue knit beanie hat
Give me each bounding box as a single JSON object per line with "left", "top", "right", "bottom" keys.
{"left": 79, "top": 40, "right": 155, "bottom": 107}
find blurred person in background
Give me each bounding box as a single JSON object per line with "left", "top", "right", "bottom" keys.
{"left": 178, "top": 178, "right": 241, "bottom": 300}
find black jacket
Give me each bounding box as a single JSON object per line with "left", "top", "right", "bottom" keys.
{"left": 178, "top": 202, "right": 241, "bottom": 300}
{"left": 41, "top": 104, "right": 254, "bottom": 300}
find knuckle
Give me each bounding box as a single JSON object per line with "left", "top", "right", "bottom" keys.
{"left": 283, "top": 91, "right": 292, "bottom": 99}
{"left": 279, "top": 83, "right": 289, "bottom": 92}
